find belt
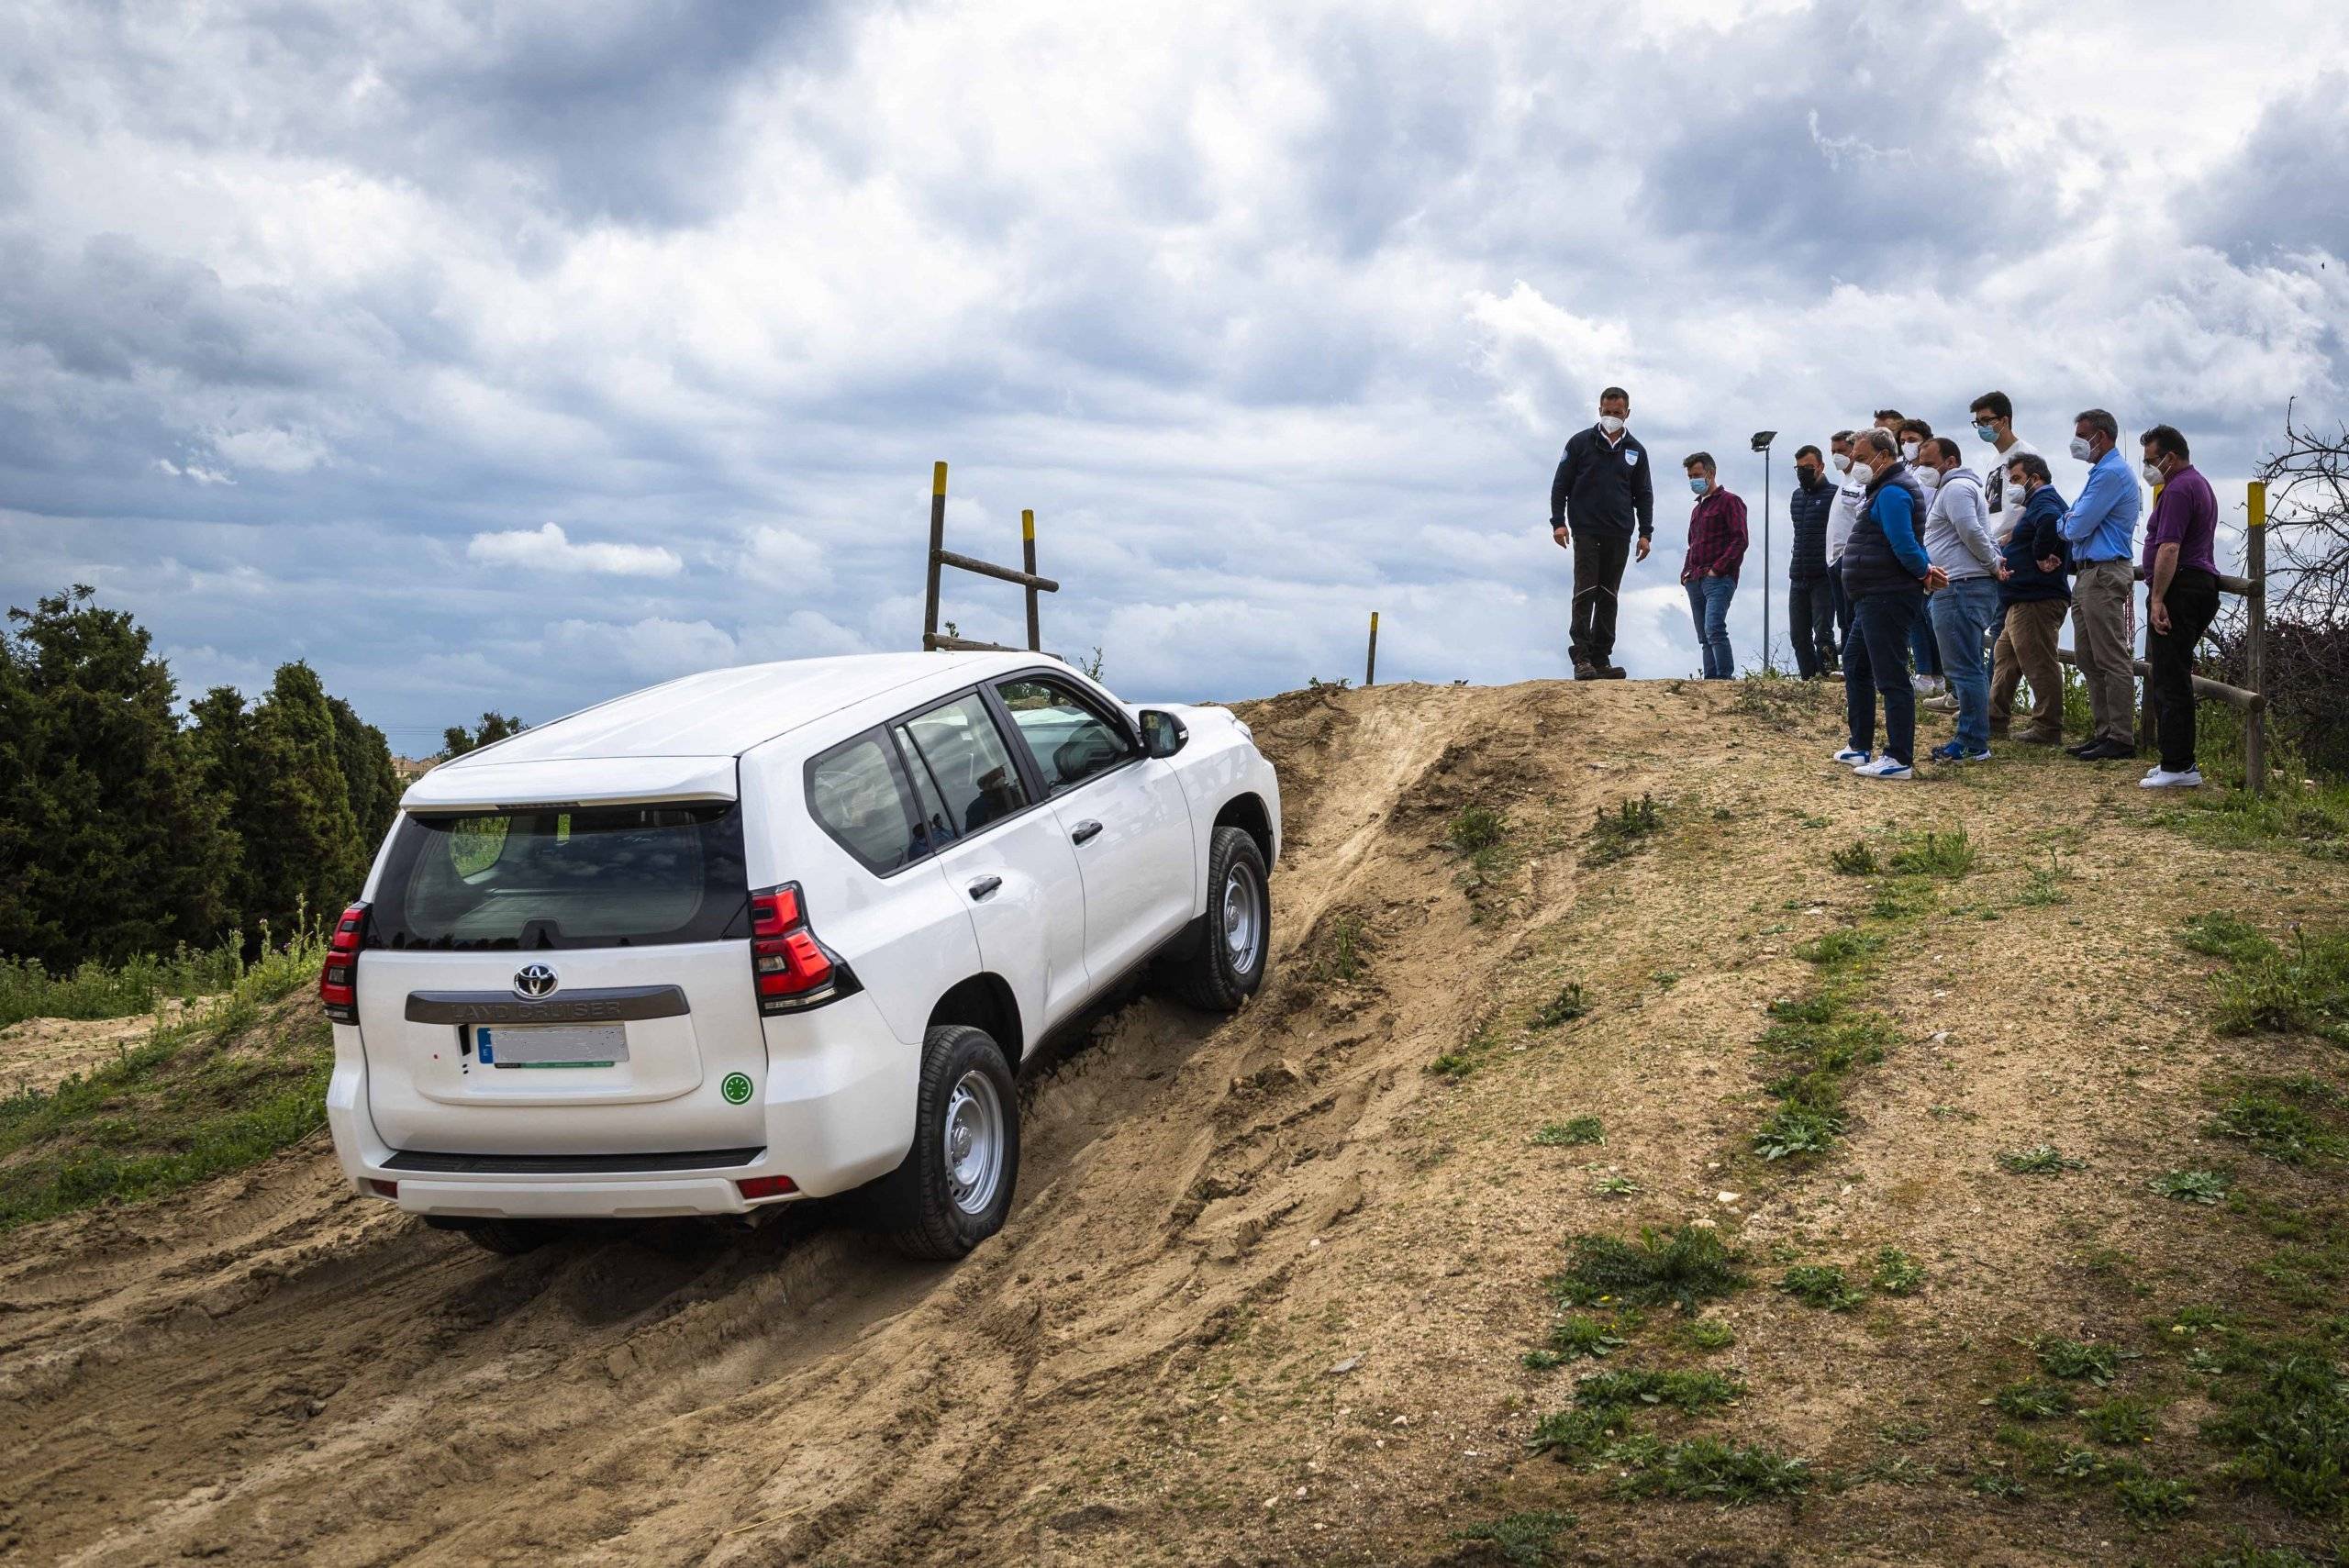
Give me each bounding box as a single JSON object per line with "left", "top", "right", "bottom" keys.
{"left": 2080, "top": 556, "right": 2130, "bottom": 565}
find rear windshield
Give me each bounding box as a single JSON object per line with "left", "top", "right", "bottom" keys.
{"left": 371, "top": 804, "right": 750, "bottom": 951}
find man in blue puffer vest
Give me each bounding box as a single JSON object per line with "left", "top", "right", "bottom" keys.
{"left": 1832, "top": 429, "right": 1948, "bottom": 779}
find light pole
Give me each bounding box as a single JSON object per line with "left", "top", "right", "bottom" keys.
{"left": 1750, "top": 430, "right": 1776, "bottom": 673}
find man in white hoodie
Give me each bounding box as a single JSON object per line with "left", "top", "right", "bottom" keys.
{"left": 1916, "top": 436, "right": 2003, "bottom": 762}
{"left": 1824, "top": 428, "right": 1869, "bottom": 668}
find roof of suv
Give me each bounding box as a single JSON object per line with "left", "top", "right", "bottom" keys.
{"left": 441, "top": 651, "right": 1045, "bottom": 770}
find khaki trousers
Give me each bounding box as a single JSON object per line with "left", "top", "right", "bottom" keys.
{"left": 1989, "top": 598, "right": 2067, "bottom": 734}
{"left": 2071, "top": 560, "right": 2137, "bottom": 748}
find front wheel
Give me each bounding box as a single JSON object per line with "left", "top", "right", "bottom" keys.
{"left": 1157, "top": 825, "right": 1271, "bottom": 1012}
{"left": 872, "top": 1024, "right": 1020, "bottom": 1261}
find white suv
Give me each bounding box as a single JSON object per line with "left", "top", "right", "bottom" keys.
{"left": 320, "top": 651, "right": 1279, "bottom": 1259}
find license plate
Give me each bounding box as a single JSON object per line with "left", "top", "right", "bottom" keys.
{"left": 473, "top": 1024, "right": 628, "bottom": 1069}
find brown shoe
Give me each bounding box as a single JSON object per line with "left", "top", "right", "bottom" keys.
{"left": 2014, "top": 725, "right": 2063, "bottom": 746}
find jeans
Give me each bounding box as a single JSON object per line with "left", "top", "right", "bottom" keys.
{"left": 1828, "top": 563, "right": 1852, "bottom": 660}
{"left": 2147, "top": 568, "right": 2221, "bottom": 772}
{"left": 1844, "top": 589, "right": 1921, "bottom": 765}
{"left": 1685, "top": 575, "right": 1736, "bottom": 679}
{"left": 1929, "top": 575, "right": 2000, "bottom": 751}
{"left": 1789, "top": 576, "right": 1836, "bottom": 678}
{"left": 1908, "top": 594, "right": 1942, "bottom": 678}
{"left": 1570, "top": 532, "right": 1632, "bottom": 669}
{"left": 2072, "top": 559, "right": 2137, "bottom": 748}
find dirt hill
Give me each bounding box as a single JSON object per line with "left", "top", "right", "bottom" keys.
{"left": 2, "top": 678, "right": 2344, "bottom": 1566}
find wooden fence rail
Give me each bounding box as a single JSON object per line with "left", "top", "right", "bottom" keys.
{"left": 919, "top": 462, "right": 1059, "bottom": 655}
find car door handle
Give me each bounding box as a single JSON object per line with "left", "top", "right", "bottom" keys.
{"left": 1070, "top": 820, "right": 1103, "bottom": 846}
{"left": 967, "top": 875, "right": 1003, "bottom": 901}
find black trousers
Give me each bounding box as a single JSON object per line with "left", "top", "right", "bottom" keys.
{"left": 1570, "top": 532, "right": 1633, "bottom": 667}
{"left": 2147, "top": 567, "right": 2221, "bottom": 773}
{"left": 1789, "top": 576, "right": 1837, "bottom": 677}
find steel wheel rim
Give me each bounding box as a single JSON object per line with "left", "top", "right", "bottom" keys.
{"left": 942, "top": 1070, "right": 1005, "bottom": 1216}
{"left": 1221, "top": 862, "right": 1263, "bottom": 971}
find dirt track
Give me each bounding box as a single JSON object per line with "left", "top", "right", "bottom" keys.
{"left": 3, "top": 680, "right": 2343, "bottom": 1565}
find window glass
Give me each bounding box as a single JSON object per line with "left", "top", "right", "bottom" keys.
{"left": 807, "top": 735, "right": 920, "bottom": 873}
{"left": 996, "top": 677, "right": 1136, "bottom": 793}
{"left": 373, "top": 804, "right": 747, "bottom": 951}
{"left": 893, "top": 726, "right": 959, "bottom": 858}
{"left": 902, "top": 694, "right": 1030, "bottom": 835}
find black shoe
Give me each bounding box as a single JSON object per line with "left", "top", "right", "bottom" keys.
{"left": 1598, "top": 665, "right": 1628, "bottom": 680}
{"left": 2073, "top": 740, "right": 2134, "bottom": 762}
{"left": 2065, "top": 740, "right": 2098, "bottom": 757}
{"left": 1572, "top": 661, "right": 1599, "bottom": 681}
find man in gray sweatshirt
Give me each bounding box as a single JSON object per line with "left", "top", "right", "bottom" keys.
{"left": 1917, "top": 437, "right": 2002, "bottom": 762}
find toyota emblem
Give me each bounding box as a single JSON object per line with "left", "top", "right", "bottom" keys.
{"left": 513, "top": 963, "right": 559, "bottom": 999}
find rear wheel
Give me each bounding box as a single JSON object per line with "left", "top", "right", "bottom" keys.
{"left": 1157, "top": 826, "right": 1270, "bottom": 1012}
{"left": 872, "top": 1024, "right": 1020, "bottom": 1260}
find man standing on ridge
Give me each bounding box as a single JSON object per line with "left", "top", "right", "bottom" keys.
{"left": 1787, "top": 443, "right": 1838, "bottom": 679}
{"left": 1551, "top": 385, "right": 1654, "bottom": 680}
{"left": 1679, "top": 451, "right": 1747, "bottom": 680}
{"left": 2055, "top": 407, "right": 2143, "bottom": 761}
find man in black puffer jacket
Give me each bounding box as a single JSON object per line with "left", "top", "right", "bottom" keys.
{"left": 1787, "top": 443, "right": 1837, "bottom": 678}
{"left": 1548, "top": 385, "right": 1655, "bottom": 679}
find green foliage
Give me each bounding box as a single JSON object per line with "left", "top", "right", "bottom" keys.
{"left": 1448, "top": 805, "right": 1508, "bottom": 851}
{"left": 1683, "top": 1317, "right": 1735, "bottom": 1351}
{"left": 2212, "top": 926, "right": 2349, "bottom": 1044}
{"left": 1609, "top": 1438, "right": 1813, "bottom": 1503}
{"left": 2201, "top": 1543, "right": 2321, "bottom": 1568}
{"left": 1309, "top": 912, "right": 1365, "bottom": 984}
{"left": 2149, "top": 1169, "right": 2232, "bottom": 1205}
{"left": 2082, "top": 1396, "right": 2157, "bottom": 1446}
{"left": 0, "top": 928, "right": 329, "bottom": 1229}
{"left": 195, "top": 662, "right": 369, "bottom": 945}
{"left": 1753, "top": 1103, "right": 1842, "bottom": 1161}
{"left": 2207, "top": 1090, "right": 2347, "bottom": 1165}
{"left": 2037, "top": 1338, "right": 2128, "bottom": 1386}
{"left": 1998, "top": 1144, "right": 2087, "bottom": 1174}
{"left": 440, "top": 710, "right": 528, "bottom": 758}
{"left": 0, "top": 585, "right": 239, "bottom": 971}
{"left": 1870, "top": 1247, "right": 1927, "bottom": 1296}
{"left": 1888, "top": 828, "right": 1977, "bottom": 878}
{"left": 1574, "top": 1365, "right": 1743, "bottom": 1413}
{"left": 1829, "top": 840, "right": 1878, "bottom": 876}
{"left": 1531, "top": 1116, "right": 1604, "bottom": 1147}
{"left": 2181, "top": 911, "right": 2276, "bottom": 965}
{"left": 1527, "top": 1406, "right": 1626, "bottom": 1461}
{"left": 1428, "top": 1051, "right": 1475, "bottom": 1080}
{"left": 0, "top": 939, "right": 246, "bottom": 1029}
{"left": 1589, "top": 1172, "right": 1639, "bottom": 1198}
{"left": 1796, "top": 928, "right": 1884, "bottom": 968}
{"left": 2112, "top": 1473, "right": 2197, "bottom": 1529}
{"left": 1530, "top": 983, "right": 1591, "bottom": 1029}
{"left": 1550, "top": 1226, "right": 1748, "bottom": 1312}
{"left": 2203, "top": 1345, "right": 2349, "bottom": 1518}
{"left": 1448, "top": 1510, "right": 1575, "bottom": 1566}
{"left": 1582, "top": 794, "right": 1661, "bottom": 867}
{"left": 1994, "top": 1380, "right": 2076, "bottom": 1420}
{"left": 1778, "top": 1262, "right": 1866, "bottom": 1311}
{"left": 1542, "top": 1315, "right": 1627, "bottom": 1362}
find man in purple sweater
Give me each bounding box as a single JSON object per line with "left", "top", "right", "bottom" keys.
{"left": 1680, "top": 452, "right": 1748, "bottom": 679}
{"left": 2138, "top": 424, "right": 2221, "bottom": 788}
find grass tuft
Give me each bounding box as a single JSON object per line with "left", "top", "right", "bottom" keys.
{"left": 1550, "top": 1226, "right": 1747, "bottom": 1312}
{"left": 2148, "top": 1168, "right": 2232, "bottom": 1205}
{"left": 1998, "top": 1144, "right": 2087, "bottom": 1175}
{"left": 1994, "top": 1380, "right": 2076, "bottom": 1420}
{"left": 1889, "top": 828, "right": 1977, "bottom": 879}
{"left": 1829, "top": 840, "right": 1878, "bottom": 876}
{"left": 1448, "top": 1510, "right": 1575, "bottom": 1567}
{"left": 1778, "top": 1262, "right": 1867, "bottom": 1311}
{"left": 1531, "top": 1116, "right": 1604, "bottom": 1147}
{"left": 1610, "top": 1438, "right": 1814, "bottom": 1503}
{"left": 1870, "top": 1247, "right": 1927, "bottom": 1296}
{"left": 1530, "top": 983, "right": 1591, "bottom": 1029}
{"left": 1582, "top": 795, "right": 1661, "bottom": 867}
{"left": 2037, "top": 1338, "right": 2128, "bottom": 1386}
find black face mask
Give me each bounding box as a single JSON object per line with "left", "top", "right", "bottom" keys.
{"left": 1797, "top": 467, "right": 1820, "bottom": 486}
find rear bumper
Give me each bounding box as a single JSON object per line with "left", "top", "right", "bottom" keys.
{"left": 327, "top": 992, "right": 919, "bottom": 1219}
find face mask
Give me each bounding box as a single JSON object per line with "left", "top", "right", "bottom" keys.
{"left": 1687, "top": 477, "right": 1709, "bottom": 495}
{"left": 2142, "top": 461, "right": 2165, "bottom": 485}
{"left": 2069, "top": 435, "right": 2095, "bottom": 462}
{"left": 1598, "top": 415, "right": 1626, "bottom": 435}
{"left": 1797, "top": 466, "right": 1820, "bottom": 485}
{"left": 1831, "top": 453, "right": 1853, "bottom": 473}
{"left": 1900, "top": 440, "right": 1920, "bottom": 462}
{"left": 1975, "top": 422, "right": 1998, "bottom": 442}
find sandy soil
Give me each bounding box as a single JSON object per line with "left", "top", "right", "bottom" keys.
{"left": 0, "top": 1002, "right": 199, "bottom": 1100}
{"left": 1, "top": 679, "right": 2342, "bottom": 1566}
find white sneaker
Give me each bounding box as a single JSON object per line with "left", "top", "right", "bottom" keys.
{"left": 1854, "top": 755, "right": 1914, "bottom": 780}
{"left": 1833, "top": 746, "right": 1871, "bottom": 766}
{"left": 2138, "top": 767, "right": 2203, "bottom": 789}
{"left": 1911, "top": 675, "right": 1944, "bottom": 695}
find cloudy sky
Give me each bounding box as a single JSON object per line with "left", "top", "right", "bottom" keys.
{"left": 4, "top": 0, "right": 2343, "bottom": 748}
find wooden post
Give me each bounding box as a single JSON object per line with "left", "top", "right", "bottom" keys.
{"left": 1021, "top": 509, "right": 1041, "bottom": 651}
{"left": 921, "top": 462, "right": 948, "bottom": 651}
{"left": 1364, "top": 611, "right": 1379, "bottom": 688}
{"left": 2246, "top": 480, "right": 2267, "bottom": 796}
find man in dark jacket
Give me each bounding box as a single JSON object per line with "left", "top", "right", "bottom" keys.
{"left": 1550, "top": 385, "right": 1654, "bottom": 679}
{"left": 1987, "top": 452, "right": 2070, "bottom": 745}
{"left": 1787, "top": 443, "right": 1837, "bottom": 679}
{"left": 1835, "top": 430, "right": 1948, "bottom": 779}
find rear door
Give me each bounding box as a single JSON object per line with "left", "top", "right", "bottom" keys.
{"left": 895, "top": 691, "right": 1089, "bottom": 1041}
{"left": 991, "top": 673, "right": 1197, "bottom": 987}
{"left": 355, "top": 799, "right": 765, "bottom": 1156}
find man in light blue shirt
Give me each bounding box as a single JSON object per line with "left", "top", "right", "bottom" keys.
{"left": 2052, "top": 407, "right": 2142, "bottom": 759}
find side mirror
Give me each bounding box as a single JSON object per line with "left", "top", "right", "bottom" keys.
{"left": 1139, "top": 709, "right": 1188, "bottom": 759}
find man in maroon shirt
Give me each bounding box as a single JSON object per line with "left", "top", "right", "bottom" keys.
{"left": 2138, "top": 424, "right": 2220, "bottom": 788}
{"left": 1680, "top": 452, "right": 1749, "bottom": 680}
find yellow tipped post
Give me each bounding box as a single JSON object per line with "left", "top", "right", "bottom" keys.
{"left": 1364, "top": 611, "right": 1380, "bottom": 687}
{"left": 1021, "top": 509, "right": 1041, "bottom": 651}
{"left": 922, "top": 462, "right": 949, "bottom": 649}
{"left": 932, "top": 461, "right": 949, "bottom": 496}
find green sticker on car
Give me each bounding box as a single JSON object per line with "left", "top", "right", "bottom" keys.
{"left": 721, "top": 1072, "right": 754, "bottom": 1105}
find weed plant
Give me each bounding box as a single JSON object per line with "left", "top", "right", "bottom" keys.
{"left": 1582, "top": 795, "right": 1661, "bottom": 867}
{"left": 1532, "top": 1116, "right": 1603, "bottom": 1147}
{"left": 1550, "top": 1226, "right": 1747, "bottom": 1312}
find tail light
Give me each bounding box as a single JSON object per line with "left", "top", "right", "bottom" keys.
{"left": 748, "top": 884, "right": 852, "bottom": 1014}
{"left": 319, "top": 901, "right": 369, "bottom": 1024}
{"left": 736, "top": 1174, "right": 797, "bottom": 1201}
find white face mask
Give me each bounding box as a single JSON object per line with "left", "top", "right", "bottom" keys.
{"left": 2069, "top": 435, "right": 2096, "bottom": 462}
{"left": 1900, "top": 440, "right": 1921, "bottom": 462}
{"left": 2142, "top": 460, "right": 2165, "bottom": 485}
{"left": 1598, "top": 414, "right": 1626, "bottom": 436}
{"left": 1831, "top": 453, "right": 1853, "bottom": 473}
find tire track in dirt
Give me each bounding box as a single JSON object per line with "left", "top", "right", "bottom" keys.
{"left": 1, "top": 681, "right": 1652, "bottom": 1566}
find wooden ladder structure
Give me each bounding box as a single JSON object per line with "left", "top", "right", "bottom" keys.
{"left": 919, "top": 461, "right": 1060, "bottom": 654}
